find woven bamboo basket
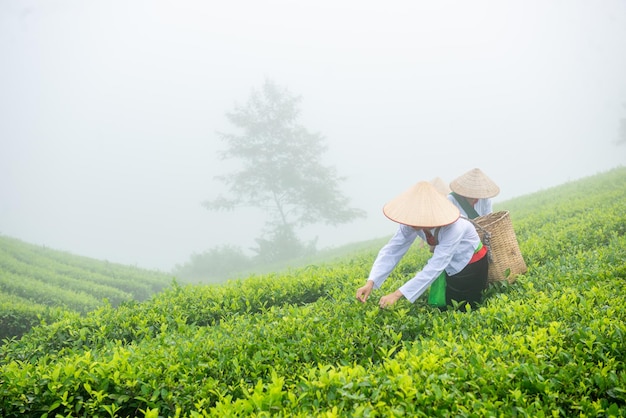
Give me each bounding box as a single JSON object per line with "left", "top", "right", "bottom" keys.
{"left": 471, "top": 210, "right": 527, "bottom": 284}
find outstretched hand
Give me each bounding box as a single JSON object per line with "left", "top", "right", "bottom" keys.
{"left": 356, "top": 281, "right": 374, "bottom": 303}
{"left": 378, "top": 290, "right": 403, "bottom": 309}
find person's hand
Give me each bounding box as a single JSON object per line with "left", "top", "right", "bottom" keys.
{"left": 356, "top": 281, "right": 374, "bottom": 303}
{"left": 379, "top": 290, "right": 403, "bottom": 309}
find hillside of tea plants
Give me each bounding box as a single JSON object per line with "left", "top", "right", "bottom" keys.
{"left": 1, "top": 166, "right": 625, "bottom": 417}
{"left": 0, "top": 236, "right": 173, "bottom": 340}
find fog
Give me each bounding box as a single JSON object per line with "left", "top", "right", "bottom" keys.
{"left": 1, "top": 1, "right": 625, "bottom": 271}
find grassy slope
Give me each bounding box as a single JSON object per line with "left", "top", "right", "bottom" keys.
{"left": 0, "top": 235, "right": 174, "bottom": 340}
{"left": 0, "top": 166, "right": 624, "bottom": 416}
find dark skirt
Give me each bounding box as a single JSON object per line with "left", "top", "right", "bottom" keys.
{"left": 444, "top": 255, "right": 489, "bottom": 310}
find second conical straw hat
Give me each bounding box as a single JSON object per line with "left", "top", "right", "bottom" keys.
{"left": 383, "top": 181, "right": 460, "bottom": 227}
{"left": 449, "top": 168, "right": 500, "bottom": 199}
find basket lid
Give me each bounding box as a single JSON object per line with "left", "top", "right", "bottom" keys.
{"left": 383, "top": 181, "right": 460, "bottom": 227}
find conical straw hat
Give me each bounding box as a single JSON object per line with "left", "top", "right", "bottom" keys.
{"left": 430, "top": 176, "right": 451, "bottom": 195}
{"left": 449, "top": 168, "right": 500, "bottom": 199}
{"left": 383, "top": 181, "right": 460, "bottom": 227}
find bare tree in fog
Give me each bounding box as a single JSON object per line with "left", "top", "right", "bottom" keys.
{"left": 203, "top": 79, "right": 366, "bottom": 262}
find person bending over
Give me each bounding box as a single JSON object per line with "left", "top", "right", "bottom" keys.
{"left": 356, "top": 181, "right": 488, "bottom": 310}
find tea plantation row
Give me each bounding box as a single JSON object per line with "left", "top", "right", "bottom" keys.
{"left": 0, "top": 167, "right": 624, "bottom": 416}
{"left": 0, "top": 236, "right": 173, "bottom": 340}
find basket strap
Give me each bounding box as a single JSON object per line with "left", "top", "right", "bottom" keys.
{"left": 463, "top": 216, "right": 493, "bottom": 263}
{"left": 451, "top": 192, "right": 480, "bottom": 219}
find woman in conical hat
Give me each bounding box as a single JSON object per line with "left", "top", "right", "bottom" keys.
{"left": 355, "top": 181, "right": 489, "bottom": 310}
{"left": 448, "top": 168, "right": 499, "bottom": 219}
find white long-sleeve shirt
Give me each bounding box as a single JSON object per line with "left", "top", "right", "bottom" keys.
{"left": 447, "top": 194, "right": 493, "bottom": 218}
{"left": 367, "top": 218, "right": 481, "bottom": 303}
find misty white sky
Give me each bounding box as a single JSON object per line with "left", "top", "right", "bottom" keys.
{"left": 1, "top": 0, "right": 625, "bottom": 271}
